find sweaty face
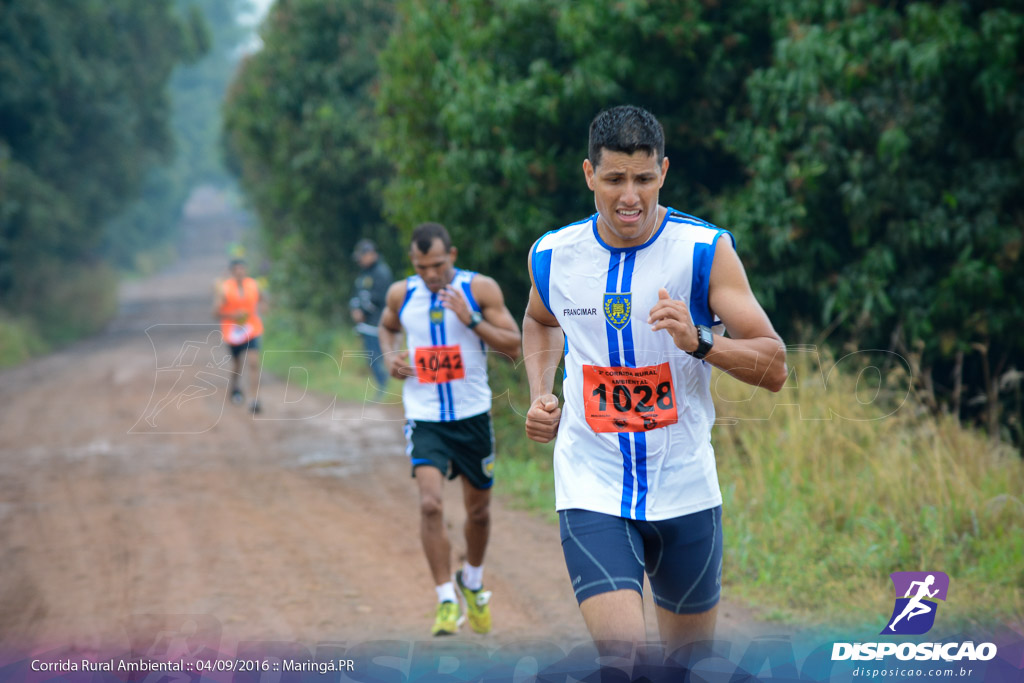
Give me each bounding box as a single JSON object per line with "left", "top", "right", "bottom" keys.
{"left": 584, "top": 149, "right": 669, "bottom": 248}
{"left": 410, "top": 238, "right": 456, "bottom": 292}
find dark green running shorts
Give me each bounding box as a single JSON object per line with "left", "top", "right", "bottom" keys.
{"left": 404, "top": 412, "right": 495, "bottom": 490}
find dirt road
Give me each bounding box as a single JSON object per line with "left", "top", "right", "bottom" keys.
{"left": 0, "top": 190, "right": 780, "bottom": 667}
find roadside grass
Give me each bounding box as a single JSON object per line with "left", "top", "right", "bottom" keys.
{"left": 489, "top": 359, "right": 559, "bottom": 523}
{"left": 0, "top": 261, "right": 118, "bottom": 368}
{"left": 0, "top": 314, "right": 49, "bottom": 369}
{"left": 260, "top": 309, "right": 400, "bottom": 403}
{"left": 258, "top": 315, "right": 1024, "bottom": 629}
{"left": 32, "top": 261, "right": 119, "bottom": 345}
{"left": 713, "top": 351, "right": 1024, "bottom": 631}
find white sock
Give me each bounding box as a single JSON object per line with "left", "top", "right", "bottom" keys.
{"left": 436, "top": 581, "right": 457, "bottom": 604}
{"left": 461, "top": 562, "right": 484, "bottom": 591}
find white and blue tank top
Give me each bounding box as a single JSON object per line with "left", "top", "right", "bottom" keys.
{"left": 531, "top": 209, "right": 732, "bottom": 521}
{"left": 399, "top": 269, "right": 492, "bottom": 422}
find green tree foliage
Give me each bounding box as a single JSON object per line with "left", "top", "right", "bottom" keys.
{"left": 223, "top": 0, "right": 396, "bottom": 318}
{"left": 377, "top": 0, "right": 1023, "bottom": 441}
{"left": 103, "top": 0, "right": 253, "bottom": 270}
{"left": 0, "top": 0, "right": 202, "bottom": 339}
{"left": 716, "top": 1, "right": 1024, "bottom": 438}
{"left": 225, "top": 0, "right": 1023, "bottom": 441}
{"left": 377, "top": 0, "right": 772, "bottom": 315}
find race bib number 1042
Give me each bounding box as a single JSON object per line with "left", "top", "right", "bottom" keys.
{"left": 581, "top": 363, "right": 678, "bottom": 433}
{"left": 414, "top": 345, "right": 465, "bottom": 384}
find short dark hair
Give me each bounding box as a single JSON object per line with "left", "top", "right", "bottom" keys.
{"left": 229, "top": 258, "right": 246, "bottom": 268}
{"left": 588, "top": 105, "right": 665, "bottom": 167}
{"left": 410, "top": 222, "right": 452, "bottom": 254}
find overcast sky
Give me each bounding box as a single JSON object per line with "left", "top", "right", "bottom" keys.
{"left": 240, "top": 0, "right": 273, "bottom": 25}
{"left": 236, "top": 0, "right": 274, "bottom": 55}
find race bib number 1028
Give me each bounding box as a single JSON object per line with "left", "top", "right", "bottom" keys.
{"left": 581, "top": 363, "right": 678, "bottom": 433}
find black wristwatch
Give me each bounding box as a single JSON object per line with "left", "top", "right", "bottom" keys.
{"left": 690, "top": 324, "right": 714, "bottom": 360}
{"left": 468, "top": 311, "right": 484, "bottom": 329}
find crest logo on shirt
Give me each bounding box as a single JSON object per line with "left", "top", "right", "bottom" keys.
{"left": 603, "top": 293, "right": 631, "bottom": 330}
{"left": 429, "top": 304, "right": 445, "bottom": 325}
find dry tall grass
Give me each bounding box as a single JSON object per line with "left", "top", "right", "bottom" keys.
{"left": 713, "top": 348, "right": 1024, "bottom": 629}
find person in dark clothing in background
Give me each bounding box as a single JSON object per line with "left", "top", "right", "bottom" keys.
{"left": 350, "top": 239, "right": 393, "bottom": 398}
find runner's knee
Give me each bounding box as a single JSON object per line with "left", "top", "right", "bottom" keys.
{"left": 465, "top": 501, "right": 490, "bottom": 527}
{"left": 420, "top": 495, "right": 444, "bottom": 520}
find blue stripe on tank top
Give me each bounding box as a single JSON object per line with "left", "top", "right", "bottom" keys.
{"left": 605, "top": 251, "right": 623, "bottom": 367}
{"left": 689, "top": 229, "right": 733, "bottom": 328}
{"left": 429, "top": 292, "right": 440, "bottom": 345}
{"left": 445, "top": 384, "right": 456, "bottom": 421}
{"left": 443, "top": 306, "right": 454, "bottom": 422}
{"left": 460, "top": 273, "right": 480, "bottom": 312}
{"left": 439, "top": 294, "right": 456, "bottom": 421}
{"left": 438, "top": 304, "right": 447, "bottom": 345}
{"left": 562, "top": 335, "right": 569, "bottom": 380}
{"left": 618, "top": 433, "right": 634, "bottom": 518}
{"left": 459, "top": 273, "right": 486, "bottom": 352}
{"left": 620, "top": 251, "right": 637, "bottom": 368}
{"left": 633, "top": 432, "right": 647, "bottom": 520}
{"left": 618, "top": 249, "right": 646, "bottom": 520}
{"left": 429, "top": 292, "right": 448, "bottom": 420}
{"left": 400, "top": 278, "right": 416, "bottom": 316}
{"left": 604, "top": 251, "right": 634, "bottom": 518}
{"left": 532, "top": 245, "right": 554, "bottom": 316}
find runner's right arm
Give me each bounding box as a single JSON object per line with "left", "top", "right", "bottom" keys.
{"left": 523, "top": 249, "right": 564, "bottom": 443}
{"left": 377, "top": 280, "right": 415, "bottom": 380}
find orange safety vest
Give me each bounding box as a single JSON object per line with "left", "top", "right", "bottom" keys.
{"left": 219, "top": 277, "right": 263, "bottom": 345}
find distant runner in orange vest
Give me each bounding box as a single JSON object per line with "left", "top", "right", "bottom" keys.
{"left": 213, "top": 258, "right": 265, "bottom": 413}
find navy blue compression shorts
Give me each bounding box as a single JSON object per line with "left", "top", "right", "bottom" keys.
{"left": 558, "top": 506, "right": 722, "bottom": 614}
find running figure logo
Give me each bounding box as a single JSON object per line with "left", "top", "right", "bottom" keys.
{"left": 882, "top": 571, "right": 949, "bottom": 635}
{"left": 130, "top": 327, "right": 236, "bottom": 434}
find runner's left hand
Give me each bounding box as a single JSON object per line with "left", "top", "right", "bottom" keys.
{"left": 648, "top": 288, "right": 698, "bottom": 353}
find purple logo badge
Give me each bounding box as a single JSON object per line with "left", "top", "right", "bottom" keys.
{"left": 882, "top": 571, "right": 950, "bottom": 635}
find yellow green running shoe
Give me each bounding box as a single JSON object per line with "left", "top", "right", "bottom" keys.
{"left": 455, "top": 570, "right": 492, "bottom": 634}
{"left": 431, "top": 600, "right": 461, "bottom": 636}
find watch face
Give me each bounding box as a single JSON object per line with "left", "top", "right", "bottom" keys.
{"left": 692, "top": 324, "right": 713, "bottom": 359}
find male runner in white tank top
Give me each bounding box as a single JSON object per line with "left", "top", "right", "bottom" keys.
{"left": 523, "top": 106, "right": 788, "bottom": 660}
{"left": 379, "top": 222, "right": 521, "bottom": 637}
